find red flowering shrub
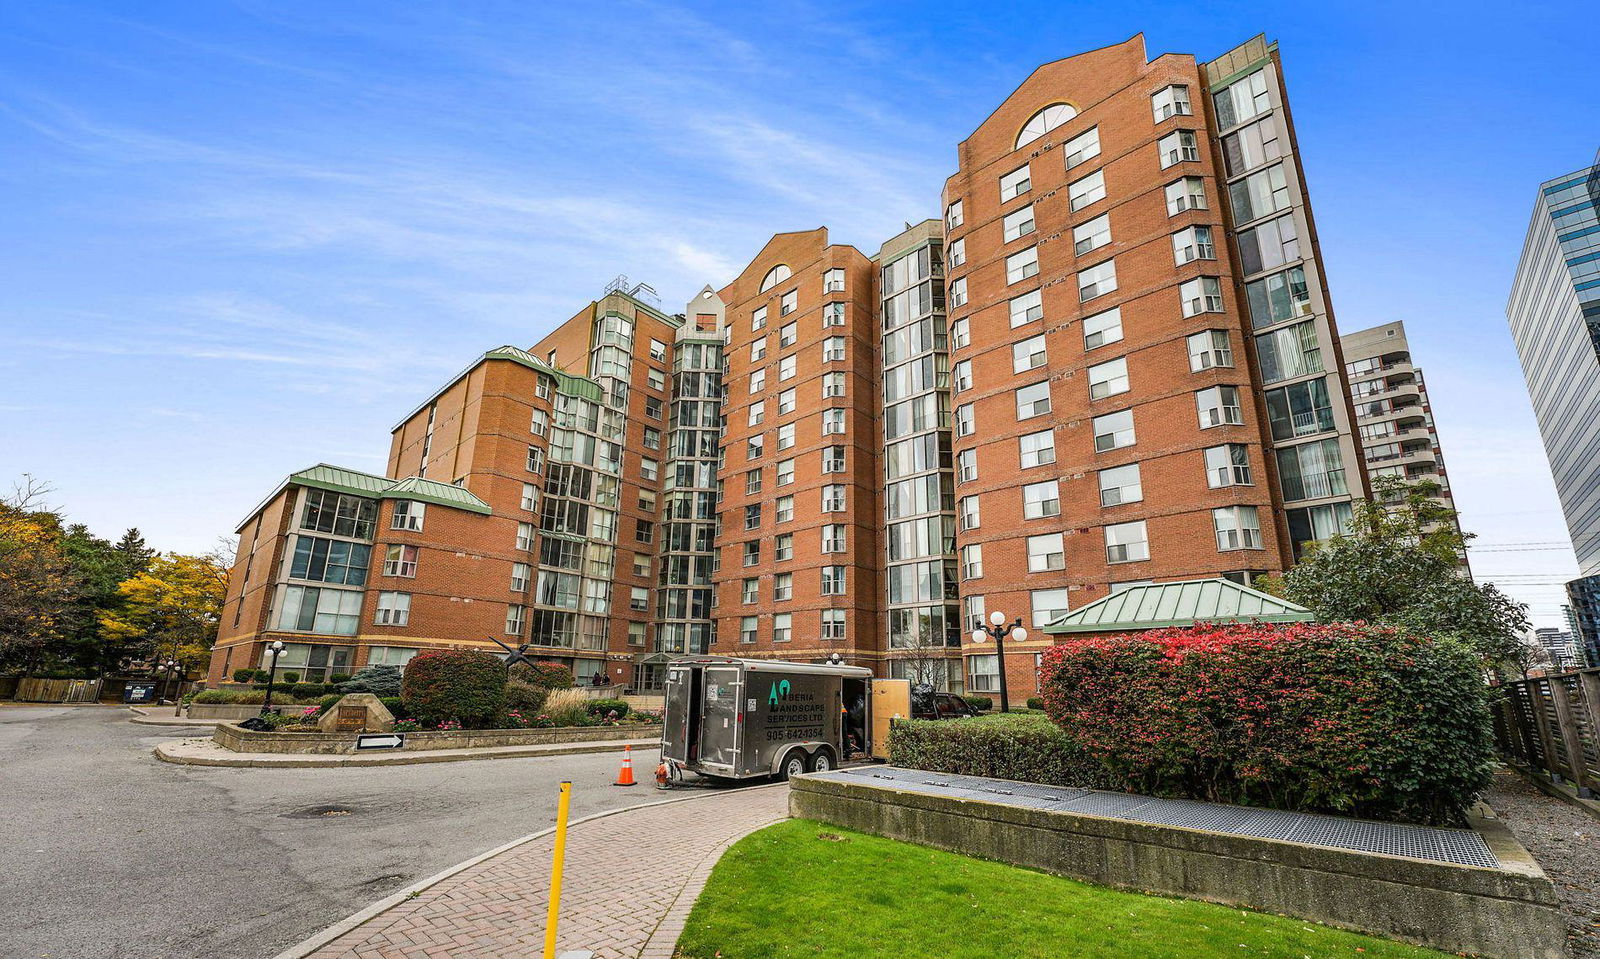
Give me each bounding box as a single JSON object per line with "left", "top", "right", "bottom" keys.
{"left": 1038, "top": 622, "right": 1493, "bottom": 826}
{"left": 510, "top": 660, "right": 575, "bottom": 690}
{"left": 400, "top": 650, "right": 506, "bottom": 728}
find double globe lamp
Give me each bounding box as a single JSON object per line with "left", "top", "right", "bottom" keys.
{"left": 970, "top": 610, "right": 1028, "bottom": 713}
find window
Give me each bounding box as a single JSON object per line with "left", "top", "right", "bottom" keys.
{"left": 1032, "top": 589, "right": 1069, "bottom": 628}
{"left": 821, "top": 566, "right": 846, "bottom": 595}
{"left": 777, "top": 388, "right": 796, "bottom": 415}
{"left": 1179, "top": 276, "right": 1224, "bottom": 316}
{"left": 648, "top": 337, "right": 667, "bottom": 362}
{"left": 1016, "top": 102, "right": 1077, "bottom": 149}
{"left": 628, "top": 622, "right": 647, "bottom": 647}
{"left": 1237, "top": 215, "right": 1299, "bottom": 274}
{"left": 780, "top": 322, "right": 797, "bottom": 348}
{"left": 1197, "top": 385, "right": 1244, "bottom": 428}
{"left": 965, "top": 594, "right": 987, "bottom": 633}
{"left": 752, "top": 305, "right": 767, "bottom": 330}
{"left": 1265, "top": 378, "right": 1334, "bottom": 440}
{"left": 747, "top": 435, "right": 763, "bottom": 460}
{"left": 744, "top": 503, "right": 761, "bottom": 531}
{"left": 276, "top": 586, "right": 362, "bottom": 635}
{"left": 1229, "top": 164, "right": 1291, "bottom": 223}
{"left": 776, "top": 495, "right": 794, "bottom": 523}
{"left": 643, "top": 426, "right": 661, "bottom": 450}
{"left": 778, "top": 354, "right": 796, "bottom": 381}
{"left": 1187, "top": 330, "right": 1233, "bottom": 370}
{"left": 1105, "top": 520, "right": 1149, "bottom": 563}
{"left": 1005, "top": 247, "right": 1038, "bottom": 285}
{"left": 1068, "top": 169, "right": 1105, "bottom": 211}
{"left": 749, "top": 368, "right": 766, "bottom": 393}
{"left": 1152, "top": 84, "right": 1192, "bottom": 120}
{"left": 366, "top": 591, "right": 408, "bottom": 627}
{"left": 742, "top": 578, "right": 759, "bottom": 604}
{"left": 1098, "top": 463, "right": 1143, "bottom": 507}
{"left": 1286, "top": 502, "right": 1353, "bottom": 561}
{"left": 1092, "top": 409, "right": 1135, "bottom": 452}
{"left": 647, "top": 368, "right": 666, "bottom": 391}
{"left": 509, "top": 562, "right": 532, "bottom": 592}
{"left": 1015, "top": 381, "right": 1051, "bottom": 419}
{"left": 299, "top": 489, "right": 378, "bottom": 540}
{"left": 629, "top": 586, "right": 649, "bottom": 612}
{"left": 1027, "top": 533, "right": 1065, "bottom": 572}
{"left": 290, "top": 537, "right": 370, "bottom": 585}
{"left": 823, "top": 336, "right": 846, "bottom": 362}
{"left": 505, "top": 604, "right": 526, "bottom": 636}
{"left": 1087, "top": 358, "right": 1129, "bottom": 400}
{"left": 822, "top": 484, "right": 846, "bottom": 512}
{"left": 1165, "top": 177, "right": 1207, "bottom": 215}
{"left": 1245, "top": 266, "right": 1311, "bottom": 328}
{"left": 1062, "top": 126, "right": 1100, "bottom": 169}
{"left": 635, "top": 518, "right": 655, "bottom": 543}
{"left": 632, "top": 554, "right": 650, "bottom": 579}
{"left": 968, "top": 654, "right": 999, "bottom": 694}
{"left": 777, "top": 422, "right": 795, "bottom": 450}
{"left": 959, "top": 494, "right": 981, "bottom": 530}
{"left": 748, "top": 400, "right": 765, "bottom": 426}
{"left": 777, "top": 458, "right": 795, "bottom": 486}
{"left": 760, "top": 264, "right": 792, "bottom": 293}
{"left": 535, "top": 377, "right": 552, "bottom": 400}
{"left": 1157, "top": 130, "right": 1200, "bottom": 168}
{"left": 775, "top": 533, "right": 794, "bottom": 561}
{"left": 368, "top": 645, "right": 419, "bottom": 667}
{"left": 740, "top": 616, "right": 758, "bottom": 643}
{"left": 961, "top": 543, "right": 984, "bottom": 580}
{"left": 1069, "top": 309, "right": 1122, "bottom": 355}
{"left": 1214, "top": 505, "right": 1263, "bottom": 551}
{"left": 742, "top": 541, "right": 760, "bottom": 567}
{"left": 823, "top": 268, "right": 845, "bottom": 293}
{"left": 822, "top": 445, "right": 846, "bottom": 473}
{"left": 822, "top": 609, "right": 845, "bottom": 641}
{"left": 640, "top": 457, "right": 659, "bottom": 481}
{"left": 999, "top": 291, "right": 1042, "bottom": 330}
{"left": 1078, "top": 260, "right": 1117, "bottom": 301}
{"left": 1073, "top": 214, "right": 1111, "bottom": 255}
{"left": 526, "top": 446, "right": 544, "bottom": 474}
{"left": 1012, "top": 334, "right": 1047, "bottom": 374}
{"left": 1000, "top": 164, "right": 1032, "bottom": 200}
{"left": 530, "top": 408, "right": 549, "bottom": 436}
{"left": 822, "top": 371, "right": 845, "bottom": 398}
{"left": 1172, "top": 225, "right": 1216, "bottom": 264}
{"left": 1254, "top": 320, "right": 1318, "bottom": 384}
{"left": 750, "top": 336, "right": 768, "bottom": 362}
{"left": 1213, "top": 69, "right": 1270, "bottom": 130}
{"left": 1003, "top": 205, "right": 1036, "bottom": 242}
{"left": 1205, "top": 444, "right": 1254, "bottom": 487}
{"left": 822, "top": 524, "right": 846, "bottom": 553}
{"left": 780, "top": 289, "right": 797, "bottom": 315}
{"left": 958, "top": 448, "right": 979, "bottom": 482}
{"left": 1222, "top": 115, "right": 1282, "bottom": 176}
{"left": 822, "top": 408, "right": 846, "bottom": 435}
{"left": 1023, "top": 480, "right": 1060, "bottom": 518}
{"left": 516, "top": 522, "right": 535, "bottom": 551}
{"left": 1276, "top": 438, "right": 1348, "bottom": 501}
{"left": 946, "top": 239, "right": 965, "bottom": 269}
{"left": 744, "top": 468, "right": 763, "bottom": 495}
{"left": 950, "top": 317, "right": 970, "bottom": 350}
{"left": 382, "top": 544, "right": 418, "bottom": 578}
{"left": 774, "top": 572, "right": 794, "bottom": 601}
{"left": 645, "top": 397, "right": 663, "bottom": 419}
{"left": 774, "top": 612, "right": 793, "bottom": 643}
{"left": 946, "top": 200, "right": 964, "bottom": 230}
{"left": 1020, "top": 429, "right": 1056, "bottom": 467}
{"left": 520, "top": 483, "right": 538, "bottom": 511}
{"left": 955, "top": 403, "right": 975, "bottom": 438}
{"left": 823, "top": 301, "right": 845, "bottom": 327}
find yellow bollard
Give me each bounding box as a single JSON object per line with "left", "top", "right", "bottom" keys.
{"left": 543, "top": 781, "right": 573, "bottom": 959}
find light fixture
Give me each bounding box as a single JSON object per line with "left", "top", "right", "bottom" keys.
{"left": 970, "top": 629, "right": 986, "bottom": 644}
{"left": 989, "top": 610, "right": 1006, "bottom": 627}
{"left": 1013, "top": 626, "right": 1029, "bottom": 642}
{"left": 269, "top": 640, "right": 285, "bottom": 653}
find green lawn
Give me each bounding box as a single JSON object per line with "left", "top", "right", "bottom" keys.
{"left": 675, "top": 819, "right": 1448, "bottom": 959}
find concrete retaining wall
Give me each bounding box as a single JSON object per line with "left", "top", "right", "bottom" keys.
{"left": 789, "top": 774, "right": 1568, "bottom": 959}
{"left": 213, "top": 722, "right": 662, "bottom": 754}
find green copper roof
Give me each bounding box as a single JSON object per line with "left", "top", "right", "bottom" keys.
{"left": 240, "top": 463, "right": 492, "bottom": 531}
{"left": 483, "top": 345, "right": 604, "bottom": 402}
{"left": 382, "top": 476, "right": 492, "bottom": 515}
{"left": 289, "top": 463, "right": 394, "bottom": 497}
{"left": 1042, "top": 578, "right": 1313, "bottom": 635}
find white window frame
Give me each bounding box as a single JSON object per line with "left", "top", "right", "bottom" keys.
{"left": 1105, "top": 520, "right": 1150, "bottom": 564}
{"left": 1027, "top": 533, "right": 1065, "bottom": 572}
{"left": 1072, "top": 214, "right": 1111, "bottom": 255}
{"left": 1006, "top": 247, "right": 1039, "bottom": 284}
{"left": 1098, "top": 463, "right": 1143, "bottom": 507}
{"left": 1087, "top": 357, "right": 1129, "bottom": 400}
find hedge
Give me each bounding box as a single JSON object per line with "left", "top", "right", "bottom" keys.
{"left": 510, "top": 661, "right": 575, "bottom": 690}
{"left": 504, "top": 680, "right": 549, "bottom": 717}
{"left": 1039, "top": 622, "right": 1494, "bottom": 826}
{"left": 585, "top": 697, "right": 631, "bottom": 719}
{"left": 400, "top": 650, "right": 506, "bottom": 728}
{"left": 964, "top": 695, "right": 992, "bottom": 712}
{"left": 889, "top": 714, "right": 1112, "bottom": 790}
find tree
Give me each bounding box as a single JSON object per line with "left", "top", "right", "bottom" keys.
{"left": 99, "top": 553, "right": 229, "bottom": 675}
{"left": 890, "top": 616, "right": 959, "bottom": 689}
{"left": 0, "top": 507, "right": 75, "bottom": 672}
{"left": 111, "top": 528, "right": 156, "bottom": 582}
{"left": 1267, "top": 476, "right": 1528, "bottom": 671}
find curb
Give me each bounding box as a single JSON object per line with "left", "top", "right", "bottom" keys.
{"left": 268, "top": 782, "right": 788, "bottom": 959}
{"left": 153, "top": 738, "right": 659, "bottom": 768}
{"left": 1506, "top": 762, "right": 1600, "bottom": 823}
{"left": 129, "top": 708, "right": 217, "bottom": 727}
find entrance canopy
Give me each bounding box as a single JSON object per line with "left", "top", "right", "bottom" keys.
{"left": 1042, "top": 578, "right": 1313, "bottom": 636}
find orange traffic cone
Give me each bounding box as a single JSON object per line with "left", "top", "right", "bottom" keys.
{"left": 614, "top": 744, "right": 636, "bottom": 786}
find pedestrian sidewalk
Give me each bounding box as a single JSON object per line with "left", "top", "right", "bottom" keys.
{"left": 156, "top": 736, "right": 658, "bottom": 768}
{"left": 278, "top": 783, "right": 790, "bottom": 959}
{"left": 128, "top": 706, "right": 220, "bottom": 727}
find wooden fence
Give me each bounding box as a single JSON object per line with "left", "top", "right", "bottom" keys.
{"left": 1492, "top": 667, "right": 1600, "bottom": 797}
{"left": 14, "top": 677, "right": 103, "bottom": 703}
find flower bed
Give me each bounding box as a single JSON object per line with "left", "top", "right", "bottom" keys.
{"left": 212, "top": 720, "right": 662, "bottom": 755}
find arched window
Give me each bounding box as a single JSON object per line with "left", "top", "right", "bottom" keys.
{"left": 1016, "top": 103, "right": 1078, "bottom": 150}
{"left": 759, "top": 264, "right": 792, "bottom": 293}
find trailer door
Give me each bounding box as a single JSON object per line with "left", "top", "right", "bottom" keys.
{"left": 660, "top": 665, "right": 692, "bottom": 763}
{"left": 700, "top": 664, "right": 742, "bottom": 768}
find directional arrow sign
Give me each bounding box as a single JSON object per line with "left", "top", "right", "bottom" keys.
{"left": 356, "top": 733, "right": 405, "bottom": 750}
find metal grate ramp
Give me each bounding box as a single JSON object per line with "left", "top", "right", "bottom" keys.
{"left": 818, "top": 766, "right": 1499, "bottom": 869}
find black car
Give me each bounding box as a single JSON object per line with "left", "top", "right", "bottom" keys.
{"left": 909, "top": 684, "right": 981, "bottom": 721}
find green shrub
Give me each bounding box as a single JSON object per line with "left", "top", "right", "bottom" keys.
{"left": 251, "top": 669, "right": 272, "bottom": 683}
{"left": 290, "top": 683, "right": 327, "bottom": 699}
{"left": 281, "top": 671, "right": 301, "bottom": 684}
{"left": 1040, "top": 622, "right": 1494, "bottom": 826}
{"left": 311, "top": 693, "right": 343, "bottom": 717}
{"left": 890, "top": 714, "right": 1112, "bottom": 790}
{"left": 504, "top": 680, "right": 549, "bottom": 717}
{"left": 585, "top": 697, "right": 631, "bottom": 719}
{"left": 329, "top": 673, "right": 352, "bottom": 684}
{"left": 400, "top": 650, "right": 506, "bottom": 728}
{"left": 379, "top": 695, "right": 408, "bottom": 720}
{"left": 232, "top": 669, "right": 256, "bottom": 683}
{"left": 338, "top": 665, "right": 404, "bottom": 697}
{"left": 964, "top": 695, "right": 992, "bottom": 712}
{"left": 1026, "top": 697, "right": 1045, "bottom": 711}
{"left": 510, "top": 661, "right": 575, "bottom": 690}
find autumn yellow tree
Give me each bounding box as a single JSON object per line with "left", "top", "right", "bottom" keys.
{"left": 100, "top": 553, "right": 229, "bottom": 675}
{"left": 0, "top": 507, "right": 75, "bottom": 671}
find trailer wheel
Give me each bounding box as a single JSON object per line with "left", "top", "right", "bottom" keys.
{"left": 808, "top": 748, "right": 835, "bottom": 773}
{"left": 778, "top": 749, "right": 808, "bottom": 781}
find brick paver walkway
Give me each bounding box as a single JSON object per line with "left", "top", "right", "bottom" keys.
{"left": 301, "top": 784, "right": 789, "bottom": 959}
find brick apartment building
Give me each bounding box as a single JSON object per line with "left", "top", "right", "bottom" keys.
{"left": 208, "top": 33, "right": 1369, "bottom": 700}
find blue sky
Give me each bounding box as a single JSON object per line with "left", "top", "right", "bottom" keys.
{"left": 2, "top": 1, "right": 1596, "bottom": 626}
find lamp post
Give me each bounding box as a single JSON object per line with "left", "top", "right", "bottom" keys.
{"left": 970, "top": 610, "right": 1028, "bottom": 714}
{"left": 159, "top": 658, "right": 177, "bottom": 706}
{"left": 260, "top": 640, "right": 286, "bottom": 716}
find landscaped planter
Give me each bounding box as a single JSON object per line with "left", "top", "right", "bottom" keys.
{"left": 212, "top": 721, "right": 662, "bottom": 755}
{"left": 187, "top": 703, "right": 310, "bottom": 721}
